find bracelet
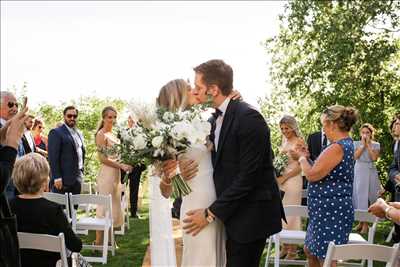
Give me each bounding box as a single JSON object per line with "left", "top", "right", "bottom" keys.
{"left": 385, "top": 206, "right": 393, "bottom": 221}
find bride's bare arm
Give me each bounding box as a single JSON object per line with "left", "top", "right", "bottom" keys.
{"left": 159, "top": 160, "right": 177, "bottom": 198}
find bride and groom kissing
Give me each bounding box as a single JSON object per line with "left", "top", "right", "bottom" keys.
{"left": 159, "top": 59, "right": 285, "bottom": 267}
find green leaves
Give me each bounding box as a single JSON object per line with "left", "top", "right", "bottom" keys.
{"left": 261, "top": 0, "right": 400, "bottom": 183}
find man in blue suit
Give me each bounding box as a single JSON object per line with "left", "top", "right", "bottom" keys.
{"left": 48, "top": 106, "right": 85, "bottom": 195}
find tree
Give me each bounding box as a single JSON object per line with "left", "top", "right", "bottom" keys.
{"left": 261, "top": 0, "right": 400, "bottom": 182}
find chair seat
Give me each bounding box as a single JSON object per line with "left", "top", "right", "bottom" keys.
{"left": 348, "top": 233, "right": 368, "bottom": 244}
{"left": 76, "top": 217, "right": 111, "bottom": 230}
{"left": 276, "top": 230, "right": 307, "bottom": 243}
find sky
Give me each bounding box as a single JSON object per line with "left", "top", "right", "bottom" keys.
{"left": 1, "top": 1, "right": 287, "bottom": 108}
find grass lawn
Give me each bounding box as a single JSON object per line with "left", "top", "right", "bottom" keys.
{"left": 78, "top": 194, "right": 396, "bottom": 267}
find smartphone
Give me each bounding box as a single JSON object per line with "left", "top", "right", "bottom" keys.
{"left": 22, "top": 96, "right": 28, "bottom": 110}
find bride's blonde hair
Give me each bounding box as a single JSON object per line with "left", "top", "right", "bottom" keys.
{"left": 156, "top": 79, "right": 190, "bottom": 112}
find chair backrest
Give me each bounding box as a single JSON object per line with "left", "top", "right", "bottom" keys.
{"left": 69, "top": 193, "right": 113, "bottom": 229}
{"left": 323, "top": 242, "right": 399, "bottom": 267}
{"left": 81, "top": 182, "right": 92, "bottom": 194}
{"left": 43, "top": 192, "right": 71, "bottom": 222}
{"left": 18, "top": 232, "right": 68, "bottom": 266}
{"left": 283, "top": 205, "right": 309, "bottom": 218}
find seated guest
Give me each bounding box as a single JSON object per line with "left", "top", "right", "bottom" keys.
{"left": 10, "top": 153, "right": 82, "bottom": 267}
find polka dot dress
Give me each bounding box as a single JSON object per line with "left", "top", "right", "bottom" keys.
{"left": 305, "top": 137, "right": 354, "bottom": 259}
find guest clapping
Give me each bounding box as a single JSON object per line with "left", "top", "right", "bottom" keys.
{"left": 290, "top": 105, "right": 358, "bottom": 267}
{"left": 353, "top": 123, "right": 381, "bottom": 234}
{"left": 10, "top": 153, "right": 82, "bottom": 267}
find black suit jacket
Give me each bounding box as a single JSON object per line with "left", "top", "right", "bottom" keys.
{"left": 307, "top": 131, "right": 323, "bottom": 162}
{"left": 21, "top": 132, "right": 37, "bottom": 154}
{"left": 10, "top": 197, "right": 82, "bottom": 267}
{"left": 48, "top": 125, "right": 85, "bottom": 186}
{"left": 389, "top": 141, "right": 400, "bottom": 185}
{"left": 208, "top": 100, "right": 284, "bottom": 243}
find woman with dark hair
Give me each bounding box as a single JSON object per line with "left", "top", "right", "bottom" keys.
{"left": 353, "top": 123, "right": 381, "bottom": 234}
{"left": 94, "top": 106, "right": 133, "bottom": 246}
{"left": 290, "top": 105, "right": 358, "bottom": 267}
{"left": 32, "top": 118, "right": 48, "bottom": 157}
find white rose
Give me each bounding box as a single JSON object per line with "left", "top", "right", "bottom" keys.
{"left": 133, "top": 134, "right": 147, "bottom": 150}
{"left": 162, "top": 112, "right": 174, "bottom": 123}
{"left": 152, "top": 136, "right": 164, "bottom": 148}
{"left": 171, "top": 121, "right": 190, "bottom": 140}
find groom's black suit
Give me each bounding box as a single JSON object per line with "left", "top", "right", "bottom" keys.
{"left": 208, "top": 99, "right": 284, "bottom": 267}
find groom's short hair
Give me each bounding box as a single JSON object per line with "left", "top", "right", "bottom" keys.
{"left": 194, "top": 59, "right": 233, "bottom": 96}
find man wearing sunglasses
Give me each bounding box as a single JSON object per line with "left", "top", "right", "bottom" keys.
{"left": 48, "top": 106, "right": 85, "bottom": 196}
{"left": 0, "top": 91, "right": 26, "bottom": 200}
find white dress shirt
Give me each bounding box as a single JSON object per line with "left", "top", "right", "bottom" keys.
{"left": 214, "top": 98, "right": 231, "bottom": 151}
{"left": 65, "top": 124, "right": 84, "bottom": 170}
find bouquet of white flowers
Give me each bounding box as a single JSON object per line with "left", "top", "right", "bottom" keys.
{"left": 273, "top": 152, "right": 289, "bottom": 177}
{"left": 102, "top": 104, "right": 211, "bottom": 198}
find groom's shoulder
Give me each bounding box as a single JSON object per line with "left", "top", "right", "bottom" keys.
{"left": 234, "top": 100, "right": 262, "bottom": 117}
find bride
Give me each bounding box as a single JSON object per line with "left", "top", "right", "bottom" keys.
{"left": 155, "top": 79, "right": 235, "bottom": 266}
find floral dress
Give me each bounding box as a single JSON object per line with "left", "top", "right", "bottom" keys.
{"left": 305, "top": 137, "right": 354, "bottom": 259}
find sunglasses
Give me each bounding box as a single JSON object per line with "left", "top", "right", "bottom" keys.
{"left": 66, "top": 114, "right": 78, "bottom": 119}
{"left": 7, "top": 102, "right": 18, "bottom": 108}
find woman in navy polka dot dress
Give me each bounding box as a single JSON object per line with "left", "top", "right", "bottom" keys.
{"left": 290, "top": 105, "right": 358, "bottom": 267}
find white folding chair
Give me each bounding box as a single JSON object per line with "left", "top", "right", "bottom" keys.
{"left": 18, "top": 232, "right": 69, "bottom": 267}
{"left": 349, "top": 209, "right": 379, "bottom": 245}
{"left": 115, "top": 184, "right": 129, "bottom": 235}
{"left": 323, "top": 242, "right": 399, "bottom": 267}
{"left": 347, "top": 210, "right": 379, "bottom": 267}
{"left": 43, "top": 192, "right": 71, "bottom": 223}
{"left": 76, "top": 182, "right": 95, "bottom": 235}
{"left": 70, "top": 193, "right": 115, "bottom": 264}
{"left": 386, "top": 226, "right": 395, "bottom": 243}
{"left": 265, "top": 205, "right": 308, "bottom": 267}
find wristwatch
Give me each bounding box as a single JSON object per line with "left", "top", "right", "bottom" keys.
{"left": 204, "top": 209, "right": 215, "bottom": 223}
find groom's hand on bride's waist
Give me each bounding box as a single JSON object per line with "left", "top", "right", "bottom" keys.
{"left": 179, "top": 159, "right": 198, "bottom": 181}
{"left": 182, "top": 209, "right": 210, "bottom": 236}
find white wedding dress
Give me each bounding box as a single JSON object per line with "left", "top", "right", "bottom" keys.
{"left": 149, "top": 143, "right": 226, "bottom": 267}
{"left": 180, "top": 144, "right": 226, "bottom": 267}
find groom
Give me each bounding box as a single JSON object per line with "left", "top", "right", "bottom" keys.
{"left": 181, "top": 59, "right": 285, "bottom": 267}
